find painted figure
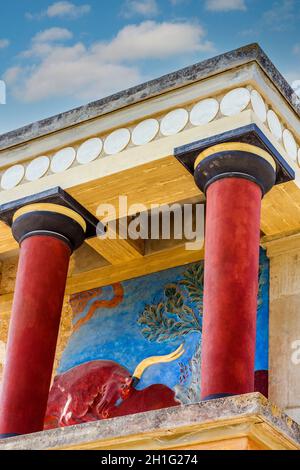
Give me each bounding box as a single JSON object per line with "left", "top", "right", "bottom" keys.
{"left": 45, "top": 345, "right": 184, "bottom": 429}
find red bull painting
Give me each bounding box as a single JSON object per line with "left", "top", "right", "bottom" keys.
{"left": 45, "top": 251, "right": 269, "bottom": 429}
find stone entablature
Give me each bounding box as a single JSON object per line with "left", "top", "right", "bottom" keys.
{"left": 0, "top": 86, "right": 299, "bottom": 194}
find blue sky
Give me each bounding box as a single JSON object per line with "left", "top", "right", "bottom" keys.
{"left": 0, "top": 0, "right": 299, "bottom": 134}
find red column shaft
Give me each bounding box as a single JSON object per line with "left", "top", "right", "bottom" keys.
{"left": 0, "top": 235, "right": 71, "bottom": 435}
{"left": 201, "top": 177, "right": 262, "bottom": 400}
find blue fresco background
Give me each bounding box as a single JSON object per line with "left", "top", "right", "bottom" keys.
{"left": 58, "top": 248, "right": 269, "bottom": 400}
{"left": 255, "top": 248, "right": 269, "bottom": 371}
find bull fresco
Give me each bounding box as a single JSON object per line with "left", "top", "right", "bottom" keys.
{"left": 45, "top": 249, "right": 269, "bottom": 429}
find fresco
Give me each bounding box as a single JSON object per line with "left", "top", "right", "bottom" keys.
{"left": 45, "top": 249, "right": 269, "bottom": 429}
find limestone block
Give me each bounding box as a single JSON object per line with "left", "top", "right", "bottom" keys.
{"left": 268, "top": 240, "right": 300, "bottom": 423}
{"left": 0, "top": 256, "right": 18, "bottom": 295}
{"left": 0, "top": 394, "right": 299, "bottom": 450}
{"left": 269, "top": 295, "right": 300, "bottom": 411}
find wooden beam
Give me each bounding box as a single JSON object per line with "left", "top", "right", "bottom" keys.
{"left": 66, "top": 243, "right": 203, "bottom": 295}
{"left": 68, "top": 156, "right": 202, "bottom": 221}
{"left": 261, "top": 181, "right": 300, "bottom": 237}
{"left": 0, "top": 222, "right": 18, "bottom": 254}
{"left": 85, "top": 234, "right": 144, "bottom": 265}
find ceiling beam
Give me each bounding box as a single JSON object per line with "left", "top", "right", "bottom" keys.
{"left": 66, "top": 243, "right": 204, "bottom": 295}
{"left": 85, "top": 229, "right": 144, "bottom": 265}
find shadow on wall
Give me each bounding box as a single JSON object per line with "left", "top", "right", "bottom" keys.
{"left": 45, "top": 250, "right": 269, "bottom": 429}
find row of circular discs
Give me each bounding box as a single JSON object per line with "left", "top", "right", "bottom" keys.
{"left": 1, "top": 87, "right": 299, "bottom": 190}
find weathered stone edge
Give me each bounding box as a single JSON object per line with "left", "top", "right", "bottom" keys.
{"left": 0, "top": 43, "right": 298, "bottom": 152}
{"left": 0, "top": 393, "right": 299, "bottom": 450}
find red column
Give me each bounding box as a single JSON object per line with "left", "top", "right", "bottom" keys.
{"left": 201, "top": 178, "right": 262, "bottom": 399}
{"left": 193, "top": 142, "right": 276, "bottom": 401}
{"left": 0, "top": 235, "right": 71, "bottom": 436}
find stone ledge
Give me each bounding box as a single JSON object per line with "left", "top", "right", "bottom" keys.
{"left": 0, "top": 393, "right": 299, "bottom": 450}
{"left": 0, "top": 43, "right": 298, "bottom": 151}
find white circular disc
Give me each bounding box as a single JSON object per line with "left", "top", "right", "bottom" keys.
{"left": 76, "top": 138, "right": 103, "bottom": 164}
{"left": 283, "top": 129, "right": 298, "bottom": 161}
{"left": 25, "top": 156, "right": 50, "bottom": 181}
{"left": 132, "top": 119, "right": 159, "bottom": 146}
{"left": 251, "top": 90, "right": 267, "bottom": 122}
{"left": 51, "top": 147, "right": 76, "bottom": 173}
{"left": 160, "top": 109, "right": 189, "bottom": 136}
{"left": 190, "top": 98, "right": 219, "bottom": 126}
{"left": 267, "top": 110, "right": 282, "bottom": 141}
{"left": 220, "top": 87, "right": 251, "bottom": 116}
{"left": 104, "top": 128, "right": 131, "bottom": 155}
{"left": 1, "top": 165, "right": 25, "bottom": 190}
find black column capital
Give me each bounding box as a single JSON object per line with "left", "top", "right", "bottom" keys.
{"left": 12, "top": 203, "right": 86, "bottom": 251}
{"left": 0, "top": 187, "right": 103, "bottom": 252}
{"left": 194, "top": 142, "right": 276, "bottom": 195}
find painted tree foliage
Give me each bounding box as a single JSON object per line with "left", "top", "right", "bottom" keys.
{"left": 137, "top": 263, "right": 203, "bottom": 343}
{"left": 138, "top": 260, "right": 266, "bottom": 343}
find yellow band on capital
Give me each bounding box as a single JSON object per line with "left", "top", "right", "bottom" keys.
{"left": 194, "top": 142, "right": 276, "bottom": 171}
{"left": 13, "top": 203, "right": 87, "bottom": 233}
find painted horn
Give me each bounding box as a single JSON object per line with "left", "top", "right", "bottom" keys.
{"left": 131, "top": 344, "right": 185, "bottom": 387}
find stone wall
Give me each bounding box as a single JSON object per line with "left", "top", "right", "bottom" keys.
{"left": 267, "top": 235, "right": 300, "bottom": 423}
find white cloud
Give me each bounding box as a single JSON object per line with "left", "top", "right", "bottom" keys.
{"left": 5, "top": 21, "right": 213, "bottom": 103}
{"left": 3, "top": 66, "right": 21, "bottom": 84}
{"left": 47, "top": 1, "right": 91, "bottom": 18}
{"left": 21, "top": 28, "right": 73, "bottom": 58}
{"left": 33, "top": 27, "right": 73, "bottom": 43}
{"left": 0, "top": 81, "right": 5, "bottom": 105}
{"left": 5, "top": 54, "right": 141, "bottom": 103}
{"left": 205, "top": 0, "right": 246, "bottom": 11}
{"left": 240, "top": 0, "right": 298, "bottom": 36}
{"left": 122, "top": 0, "right": 159, "bottom": 18}
{"left": 0, "top": 39, "right": 10, "bottom": 49}
{"left": 26, "top": 1, "right": 91, "bottom": 20}
{"left": 92, "top": 21, "right": 213, "bottom": 62}
{"left": 292, "top": 80, "right": 300, "bottom": 97}
{"left": 262, "top": 0, "right": 295, "bottom": 32}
